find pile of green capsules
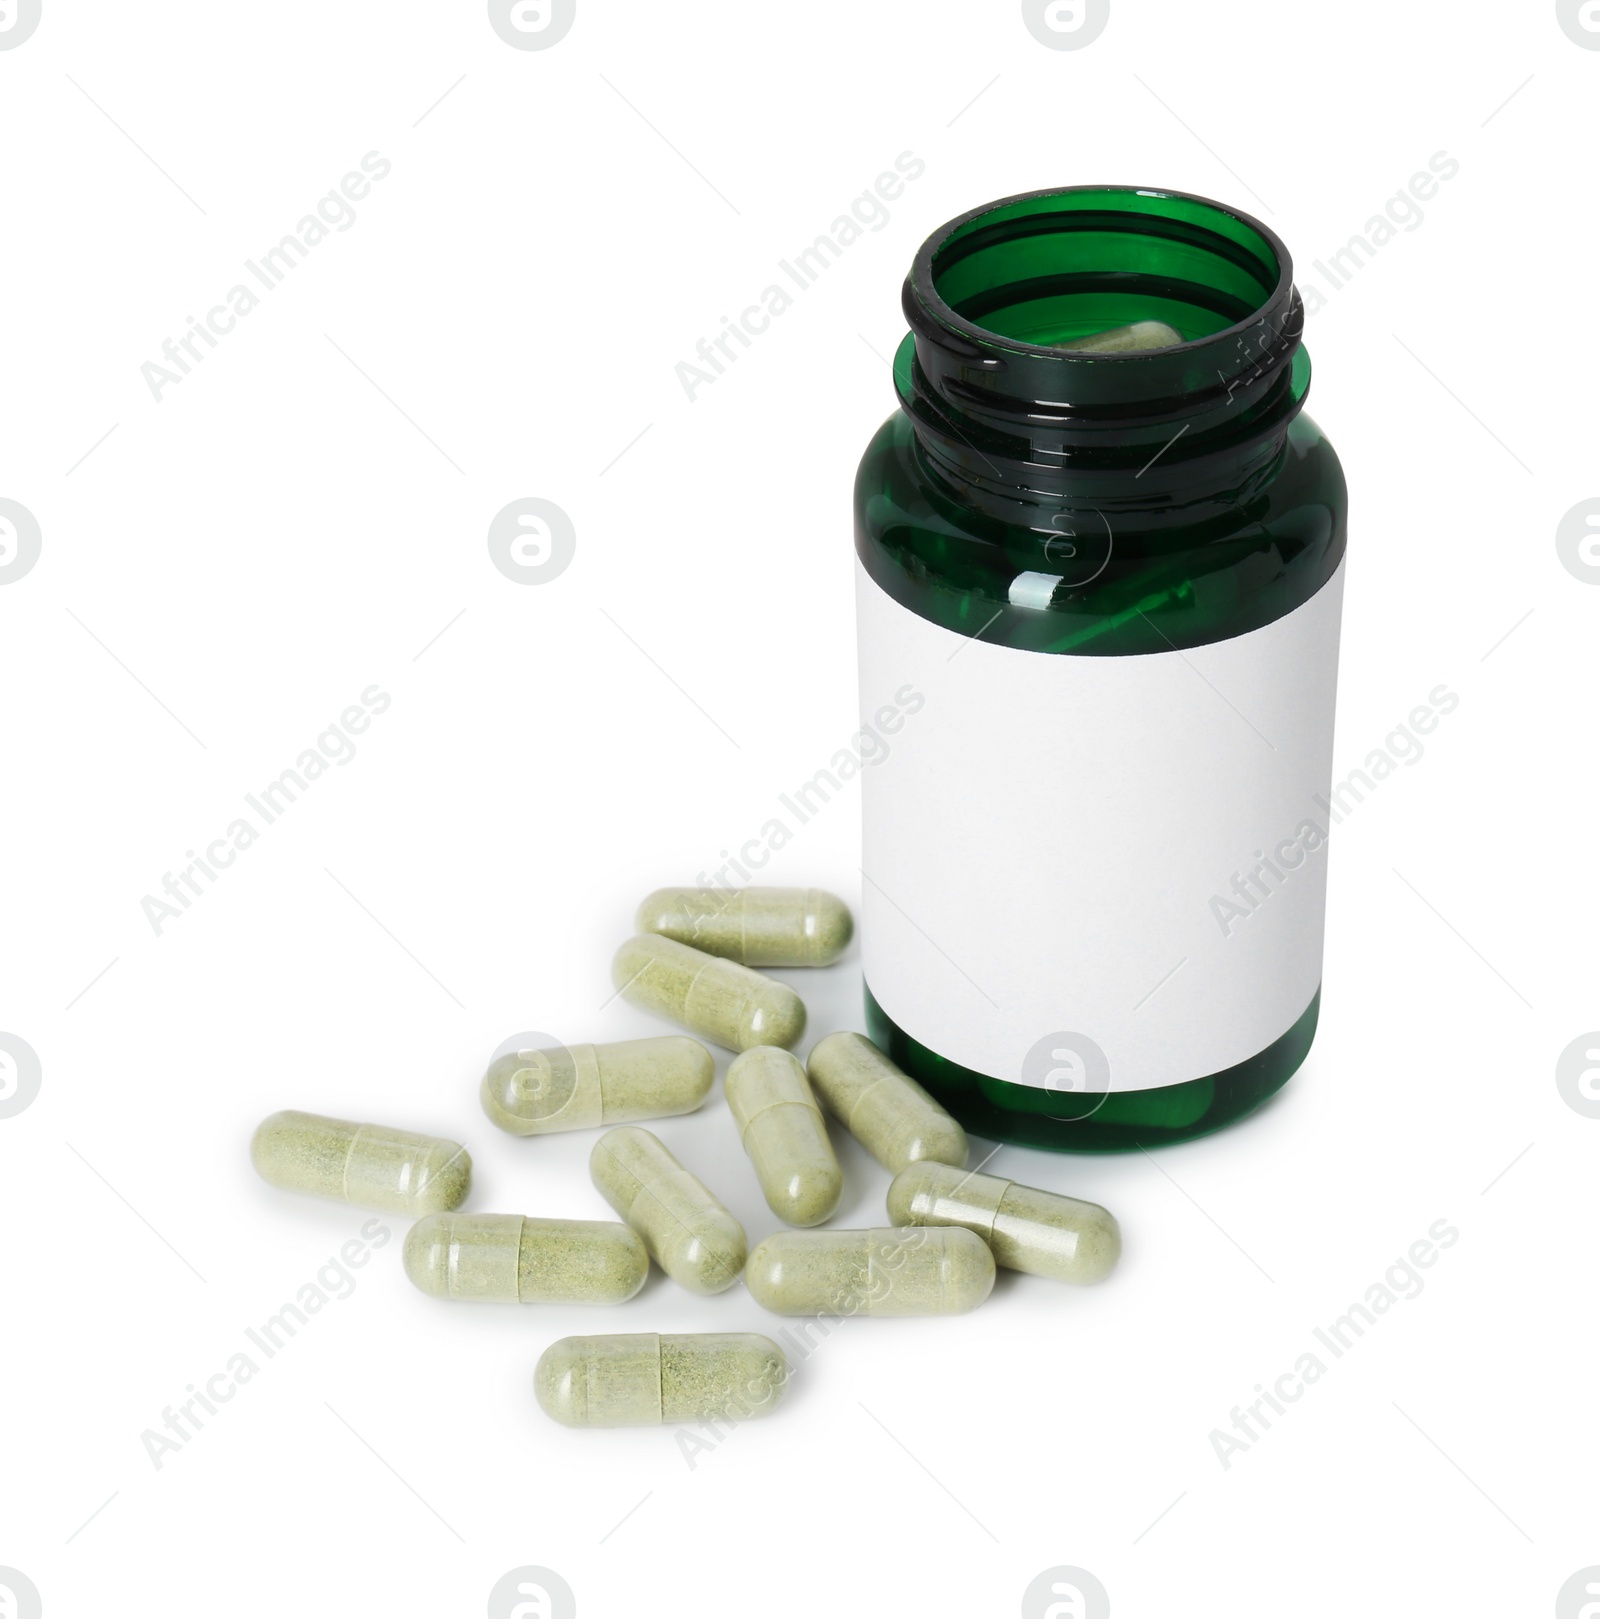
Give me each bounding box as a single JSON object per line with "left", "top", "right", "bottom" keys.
{"left": 251, "top": 887, "right": 1121, "bottom": 1429}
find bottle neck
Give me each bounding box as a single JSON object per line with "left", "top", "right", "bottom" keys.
{"left": 896, "top": 186, "right": 1309, "bottom": 528}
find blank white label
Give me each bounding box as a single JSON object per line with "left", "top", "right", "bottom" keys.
{"left": 857, "top": 558, "right": 1345, "bottom": 1092}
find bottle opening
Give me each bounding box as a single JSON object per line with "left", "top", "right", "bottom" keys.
{"left": 926, "top": 186, "right": 1283, "bottom": 352}
{"left": 898, "top": 186, "right": 1306, "bottom": 483}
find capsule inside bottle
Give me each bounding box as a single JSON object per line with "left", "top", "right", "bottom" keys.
{"left": 1057, "top": 319, "right": 1184, "bottom": 353}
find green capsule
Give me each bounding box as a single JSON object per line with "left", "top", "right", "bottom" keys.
{"left": 611, "top": 934, "right": 805, "bottom": 1052}
{"left": 806, "top": 1031, "right": 968, "bottom": 1173}
{"left": 744, "top": 1226, "right": 995, "bottom": 1317}
{"left": 635, "top": 886, "right": 853, "bottom": 967}
{"left": 251, "top": 1110, "right": 471, "bottom": 1216}
{"left": 1058, "top": 319, "right": 1184, "bottom": 353}
{"left": 535, "top": 1332, "right": 789, "bottom": 1428}
{"left": 403, "top": 1214, "right": 648, "bottom": 1304}
{"left": 590, "top": 1126, "right": 747, "bottom": 1295}
{"left": 725, "top": 1046, "right": 842, "bottom": 1227}
{"left": 887, "top": 1161, "right": 1121, "bottom": 1284}
{"left": 480, "top": 1035, "right": 714, "bottom": 1136}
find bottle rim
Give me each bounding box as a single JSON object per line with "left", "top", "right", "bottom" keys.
{"left": 899, "top": 184, "right": 1306, "bottom": 468}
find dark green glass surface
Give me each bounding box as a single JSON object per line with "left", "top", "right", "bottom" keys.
{"left": 856, "top": 186, "right": 1347, "bottom": 1151}
{"left": 866, "top": 984, "right": 1320, "bottom": 1153}
{"left": 857, "top": 401, "right": 1346, "bottom": 659}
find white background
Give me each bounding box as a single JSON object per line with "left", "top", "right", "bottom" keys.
{"left": 2, "top": 2, "right": 1595, "bottom": 1616}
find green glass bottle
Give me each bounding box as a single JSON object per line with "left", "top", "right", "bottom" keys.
{"left": 855, "top": 186, "right": 1347, "bottom": 1151}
